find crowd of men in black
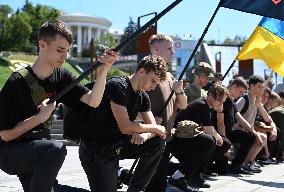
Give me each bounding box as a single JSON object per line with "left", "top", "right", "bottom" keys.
{"left": 1, "top": 20, "right": 284, "bottom": 192}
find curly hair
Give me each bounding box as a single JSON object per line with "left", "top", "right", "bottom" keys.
{"left": 136, "top": 55, "right": 167, "bottom": 81}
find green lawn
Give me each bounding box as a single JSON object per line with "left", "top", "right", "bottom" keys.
{"left": 0, "top": 58, "right": 12, "bottom": 89}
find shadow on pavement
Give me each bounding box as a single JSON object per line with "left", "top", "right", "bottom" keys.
{"left": 239, "top": 178, "right": 284, "bottom": 189}
{"left": 54, "top": 184, "right": 90, "bottom": 192}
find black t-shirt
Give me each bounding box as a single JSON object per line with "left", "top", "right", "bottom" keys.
{"left": 211, "top": 97, "right": 237, "bottom": 134}
{"left": 174, "top": 97, "right": 212, "bottom": 128}
{"left": 82, "top": 76, "right": 151, "bottom": 143}
{"left": 0, "top": 66, "right": 88, "bottom": 133}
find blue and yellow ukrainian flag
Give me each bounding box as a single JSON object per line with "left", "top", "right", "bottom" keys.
{"left": 237, "top": 17, "right": 284, "bottom": 76}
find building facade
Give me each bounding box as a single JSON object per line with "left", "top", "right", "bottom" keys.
{"left": 59, "top": 13, "right": 112, "bottom": 56}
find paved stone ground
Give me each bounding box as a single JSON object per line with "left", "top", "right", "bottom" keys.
{"left": 1, "top": 146, "right": 284, "bottom": 192}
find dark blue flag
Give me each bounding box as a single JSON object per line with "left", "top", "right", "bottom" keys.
{"left": 221, "top": 0, "right": 284, "bottom": 20}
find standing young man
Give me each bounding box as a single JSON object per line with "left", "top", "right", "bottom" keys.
{"left": 79, "top": 55, "right": 167, "bottom": 192}
{"left": 145, "top": 34, "right": 188, "bottom": 192}
{"left": 0, "top": 20, "right": 118, "bottom": 192}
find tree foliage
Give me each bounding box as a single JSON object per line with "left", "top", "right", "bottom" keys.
{"left": 81, "top": 33, "right": 116, "bottom": 58}
{"left": 0, "top": 2, "right": 60, "bottom": 53}
{"left": 120, "top": 17, "right": 138, "bottom": 56}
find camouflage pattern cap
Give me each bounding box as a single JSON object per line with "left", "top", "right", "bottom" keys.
{"left": 193, "top": 62, "right": 214, "bottom": 77}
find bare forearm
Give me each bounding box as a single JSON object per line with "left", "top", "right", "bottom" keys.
{"left": 82, "top": 69, "right": 108, "bottom": 108}
{"left": 176, "top": 93, "right": 187, "bottom": 110}
{"left": 217, "top": 124, "right": 226, "bottom": 137}
{"left": 236, "top": 113, "right": 256, "bottom": 134}
{"left": 121, "top": 121, "right": 159, "bottom": 135}
{"left": 1, "top": 115, "right": 42, "bottom": 141}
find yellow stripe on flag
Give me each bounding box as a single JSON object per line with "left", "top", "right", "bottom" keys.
{"left": 237, "top": 26, "right": 284, "bottom": 76}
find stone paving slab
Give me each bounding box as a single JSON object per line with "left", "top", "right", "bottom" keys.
{"left": 1, "top": 146, "right": 284, "bottom": 192}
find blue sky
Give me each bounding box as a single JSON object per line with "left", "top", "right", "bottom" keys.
{"left": 1, "top": 0, "right": 262, "bottom": 42}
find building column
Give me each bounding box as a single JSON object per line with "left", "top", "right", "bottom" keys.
{"left": 88, "top": 27, "right": 92, "bottom": 44}
{"left": 77, "top": 25, "right": 82, "bottom": 55}
{"left": 95, "top": 28, "right": 101, "bottom": 40}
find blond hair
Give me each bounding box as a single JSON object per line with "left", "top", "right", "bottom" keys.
{"left": 149, "top": 34, "right": 173, "bottom": 47}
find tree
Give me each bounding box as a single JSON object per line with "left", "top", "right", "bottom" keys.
{"left": 81, "top": 33, "right": 116, "bottom": 58}
{"left": 120, "top": 17, "right": 138, "bottom": 56}
{"left": 223, "top": 37, "right": 233, "bottom": 45}
{"left": 23, "top": 4, "right": 60, "bottom": 46}
{"left": 0, "top": 5, "right": 13, "bottom": 51}
{"left": 9, "top": 13, "right": 32, "bottom": 51}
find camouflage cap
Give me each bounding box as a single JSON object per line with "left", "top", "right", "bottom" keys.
{"left": 193, "top": 62, "right": 214, "bottom": 77}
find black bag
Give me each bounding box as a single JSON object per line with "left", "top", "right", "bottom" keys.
{"left": 63, "top": 82, "right": 94, "bottom": 141}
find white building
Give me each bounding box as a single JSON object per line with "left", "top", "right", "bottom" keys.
{"left": 173, "top": 39, "right": 197, "bottom": 79}
{"left": 59, "top": 13, "right": 112, "bottom": 56}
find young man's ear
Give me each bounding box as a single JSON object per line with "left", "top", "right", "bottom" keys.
{"left": 38, "top": 40, "right": 46, "bottom": 49}
{"left": 138, "top": 68, "right": 145, "bottom": 74}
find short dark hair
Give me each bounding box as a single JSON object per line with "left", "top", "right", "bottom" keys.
{"left": 208, "top": 83, "right": 229, "bottom": 99}
{"left": 278, "top": 91, "right": 284, "bottom": 98}
{"left": 136, "top": 55, "right": 167, "bottom": 81}
{"left": 39, "top": 20, "right": 73, "bottom": 45}
{"left": 229, "top": 77, "right": 248, "bottom": 90}
{"left": 248, "top": 75, "right": 264, "bottom": 86}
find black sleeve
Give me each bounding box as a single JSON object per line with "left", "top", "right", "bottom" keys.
{"left": 140, "top": 92, "right": 151, "bottom": 112}
{"left": 59, "top": 69, "right": 89, "bottom": 107}
{"left": 200, "top": 104, "right": 212, "bottom": 126}
{"left": 0, "top": 73, "right": 38, "bottom": 130}
{"left": 105, "top": 78, "right": 128, "bottom": 107}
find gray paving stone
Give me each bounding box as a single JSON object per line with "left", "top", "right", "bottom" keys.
{"left": 1, "top": 146, "right": 284, "bottom": 192}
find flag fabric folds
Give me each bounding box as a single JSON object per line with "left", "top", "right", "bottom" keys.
{"left": 237, "top": 17, "right": 284, "bottom": 76}
{"left": 221, "top": 0, "right": 284, "bottom": 20}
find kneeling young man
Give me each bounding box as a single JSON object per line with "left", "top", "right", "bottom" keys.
{"left": 79, "top": 55, "right": 167, "bottom": 192}
{"left": 167, "top": 84, "right": 229, "bottom": 191}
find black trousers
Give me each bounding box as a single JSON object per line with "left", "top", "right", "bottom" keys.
{"left": 144, "top": 144, "right": 171, "bottom": 192}
{"left": 209, "top": 136, "right": 232, "bottom": 174}
{"left": 79, "top": 137, "right": 165, "bottom": 192}
{"left": 228, "top": 130, "right": 256, "bottom": 168}
{"left": 167, "top": 133, "right": 216, "bottom": 178}
{"left": 0, "top": 140, "right": 67, "bottom": 192}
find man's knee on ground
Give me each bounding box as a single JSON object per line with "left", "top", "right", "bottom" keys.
{"left": 43, "top": 141, "right": 67, "bottom": 161}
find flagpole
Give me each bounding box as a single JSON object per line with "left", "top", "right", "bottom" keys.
{"left": 221, "top": 59, "right": 237, "bottom": 81}
{"left": 159, "top": 0, "right": 223, "bottom": 116}
{"left": 47, "top": 0, "right": 183, "bottom": 104}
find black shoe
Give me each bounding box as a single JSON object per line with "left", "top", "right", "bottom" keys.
{"left": 187, "top": 177, "right": 210, "bottom": 188}
{"left": 242, "top": 162, "right": 262, "bottom": 173}
{"left": 228, "top": 166, "right": 253, "bottom": 175}
{"left": 168, "top": 177, "right": 199, "bottom": 192}
{"left": 118, "top": 169, "right": 133, "bottom": 186}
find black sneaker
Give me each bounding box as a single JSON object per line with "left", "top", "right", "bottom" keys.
{"left": 242, "top": 162, "right": 262, "bottom": 173}
{"left": 187, "top": 177, "right": 210, "bottom": 188}
{"left": 228, "top": 166, "right": 253, "bottom": 175}
{"left": 168, "top": 177, "right": 199, "bottom": 192}
{"left": 118, "top": 169, "right": 133, "bottom": 186}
